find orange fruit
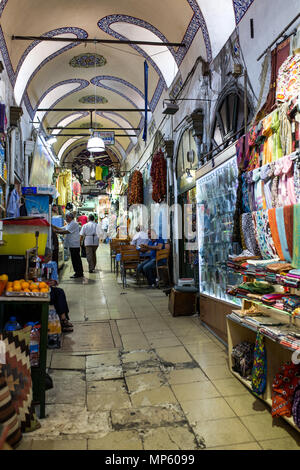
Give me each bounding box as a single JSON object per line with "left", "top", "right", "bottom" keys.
{"left": 13, "top": 285, "right": 21, "bottom": 292}
{"left": 30, "top": 283, "right": 38, "bottom": 290}
{"left": 23, "top": 289, "right": 30, "bottom": 293}
{"left": 40, "top": 288, "right": 49, "bottom": 293}
{"left": 38, "top": 282, "right": 47, "bottom": 289}
{"left": 6, "top": 287, "right": 13, "bottom": 292}
{"left": 31, "top": 289, "right": 39, "bottom": 293}
{"left": 0, "top": 274, "right": 8, "bottom": 282}
{"left": 21, "top": 282, "right": 30, "bottom": 290}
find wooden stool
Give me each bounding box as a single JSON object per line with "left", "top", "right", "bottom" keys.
{"left": 168, "top": 286, "right": 198, "bottom": 317}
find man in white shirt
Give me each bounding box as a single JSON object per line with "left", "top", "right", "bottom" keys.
{"left": 54, "top": 212, "right": 83, "bottom": 278}
{"left": 80, "top": 214, "right": 99, "bottom": 273}
{"left": 131, "top": 225, "right": 149, "bottom": 248}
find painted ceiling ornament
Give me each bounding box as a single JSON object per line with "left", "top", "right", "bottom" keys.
{"left": 80, "top": 122, "right": 103, "bottom": 129}
{"left": 69, "top": 53, "right": 107, "bottom": 68}
{"left": 79, "top": 95, "right": 108, "bottom": 104}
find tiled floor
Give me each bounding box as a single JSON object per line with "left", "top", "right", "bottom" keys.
{"left": 18, "top": 245, "right": 300, "bottom": 450}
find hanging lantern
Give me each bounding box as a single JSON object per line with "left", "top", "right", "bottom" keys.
{"left": 87, "top": 132, "right": 105, "bottom": 152}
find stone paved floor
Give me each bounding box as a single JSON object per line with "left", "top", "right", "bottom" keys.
{"left": 18, "top": 245, "right": 300, "bottom": 450}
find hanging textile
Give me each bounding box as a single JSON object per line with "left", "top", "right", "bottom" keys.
{"left": 7, "top": 188, "right": 20, "bottom": 218}
{"left": 95, "top": 166, "right": 103, "bottom": 181}
{"left": 272, "top": 362, "right": 300, "bottom": 418}
{"left": 276, "top": 53, "right": 300, "bottom": 104}
{"left": 251, "top": 331, "right": 267, "bottom": 395}
{"left": 82, "top": 166, "right": 90, "bottom": 182}
{"left": 268, "top": 208, "right": 285, "bottom": 260}
{"left": 293, "top": 205, "right": 300, "bottom": 269}
{"left": 275, "top": 206, "right": 292, "bottom": 262}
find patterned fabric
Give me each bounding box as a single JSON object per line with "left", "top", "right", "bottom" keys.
{"left": 276, "top": 53, "right": 300, "bottom": 104}
{"left": 251, "top": 331, "right": 267, "bottom": 395}
{"left": 261, "top": 163, "right": 274, "bottom": 209}
{"left": 247, "top": 126, "right": 261, "bottom": 171}
{"left": 236, "top": 135, "right": 245, "bottom": 170}
{"left": 292, "top": 204, "right": 300, "bottom": 269}
{"left": 0, "top": 367, "right": 22, "bottom": 448}
{"left": 246, "top": 170, "right": 255, "bottom": 211}
{"left": 278, "top": 103, "right": 293, "bottom": 156}
{"left": 271, "top": 110, "right": 283, "bottom": 161}
{"left": 275, "top": 207, "right": 292, "bottom": 262}
{"left": 268, "top": 208, "right": 285, "bottom": 260}
{"left": 281, "top": 155, "right": 296, "bottom": 206}
{"left": 232, "top": 342, "right": 255, "bottom": 378}
{"left": 252, "top": 210, "right": 278, "bottom": 259}
{"left": 241, "top": 172, "right": 251, "bottom": 213}
{"left": 272, "top": 362, "right": 300, "bottom": 418}
{"left": 241, "top": 213, "right": 261, "bottom": 257}
{"left": 292, "top": 385, "right": 300, "bottom": 429}
{"left": 262, "top": 113, "right": 274, "bottom": 165}
{"left": 294, "top": 158, "right": 300, "bottom": 203}
{"left": 283, "top": 205, "right": 294, "bottom": 259}
{"left": 0, "top": 327, "right": 40, "bottom": 433}
{"left": 273, "top": 158, "right": 284, "bottom": 207}
{"left": 253, "top": 168, "right": 264, "bottom": 210}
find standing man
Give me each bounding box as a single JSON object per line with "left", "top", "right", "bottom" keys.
{"left": 80, "top": 214, "right": 99, "bottom": 273}
{"left": 77, "top": 212, "right": 88, "bottom": 226}
{"left": 53, "top": 212, "right": 83, "bottom": 278}
{"left": 101, "top": 213, "right": 109, "bottom": 243}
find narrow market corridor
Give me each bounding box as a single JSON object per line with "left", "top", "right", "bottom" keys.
{"left": 16, "top": 246, "right": 300, "bottom": 451}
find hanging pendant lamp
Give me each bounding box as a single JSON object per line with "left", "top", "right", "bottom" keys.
{"left": 87, "top": 132, "right": 105, "bottom": 152}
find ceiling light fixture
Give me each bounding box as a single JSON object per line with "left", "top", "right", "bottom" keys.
{"left": 87, "top": 132, "right": 105, "bottom": 152}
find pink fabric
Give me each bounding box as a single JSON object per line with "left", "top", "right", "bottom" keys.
{"left": 282, "top": 155, "right": 296, "bottom": 205}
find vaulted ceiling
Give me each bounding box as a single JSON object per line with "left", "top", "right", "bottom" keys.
{"left": 0, "top": 0, "right": 255, "bottom": 167}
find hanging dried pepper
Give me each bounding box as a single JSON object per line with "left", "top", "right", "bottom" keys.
{"left": 128, "top": 169, "right": 144, "bottom": 205}
{"left": 150, "top": 148, "right": 167, "bottom": 203}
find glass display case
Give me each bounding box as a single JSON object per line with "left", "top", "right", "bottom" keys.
{"left": 196, "top": 156, "right": 242, "bottom": 305}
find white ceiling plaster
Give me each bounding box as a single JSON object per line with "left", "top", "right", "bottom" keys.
{"left": 51, "top": 113, "right": 84, "bottom": 135}
{"left": 14, "top": 33, "right": 77, "bottom": 106}
{"left": 110, "top": 23, "right": 178, "bottom": 88}
{"left": 57, "top": 137, "right": 81, "bottom": 161}
{"left": 33, "top": 82, "right": 80, "bottom": 128}
{"left": 197, "top": 0, "right": 236, "bottom": 58}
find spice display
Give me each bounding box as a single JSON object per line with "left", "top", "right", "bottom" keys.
{"left": 150, "top": 149, "right": 167, "bottom": 203}
{"left": 128, "top": 170, "right": 143, "bottom": 205}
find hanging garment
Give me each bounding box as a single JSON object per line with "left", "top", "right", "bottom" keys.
{"left": 272, "top": 362, "right": 300, "bottom": 418}
{"left": 292, "top": 385, "right": 300, "bottom": 429}
{"left": 271, "top": 110, "right": 283, "bottom": 161}
{"left": 101, "top": 166, "right": 109, "bottom": 178}
{"left": 57, "top": 175, "right": 67, "bottom": 206}
{"left": 251, "top": 331, "right": 267, "bottom": 395}
{"left": 7, "top": 189, "right": 20, "bottom": 218}
{"left": 241, "top": 212, "right": 261, "bottom": 257}
{"left": 280, "top": 155, "right": 296, "bottom": 206}
{"left": 262, "top": 113, "right": 274, "bottom": 165}
{"left": 272, "top": 158, "right": 284, "bottom": 207}
{"left": 95, "top": 166, "right": 103, "bottom": 181}
{"left": 275, "top": 206, "right": 292, "bottom": 262}
{"left": 241, "top": 172, "right": 251, "bottom": 213}
{"left": 232, "top": 170, "right": 243, "bottom": 246}
{"left": 284, "top": 205, "right": 294, "bottom": 259}
{"left": 0, "top": 104, "right": 5, "bottom": 133}
{"left": 235, "top": 135, "right": 245, "bottom": 170}
{"left": 276, "top": 53, "right": 300, "bottom": 104}
{"left": 252, "top": 168, "right": 264, "bottom": 211}
{"left": 268, "top": 208, "right": 285, "bottom": 260}
{"left": 252, "top": 210, "right": 278, "bottom": 259}
{"left": 246, "top": 170, "right": 255, "bottom": 212}
{"left": 247, "top": 125, "right": 261, "bottom": 171}
{"left": 278, "top": 103, "right": 293, "bottom": 156}
{"left": 261, "top": 163, "right": 275, "bottom": 209}
{"left": 293, "top": 204, "right": 300, "bottom": 269}
{"left": 294, "top": 158, "right": 300, "bottom": 203}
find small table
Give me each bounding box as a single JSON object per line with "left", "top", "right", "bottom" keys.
{"left": 0, "top": 295, "right": 49, "bottom": 419}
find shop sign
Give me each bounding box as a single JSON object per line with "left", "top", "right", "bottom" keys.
{"left": 37, "top": 185, "right": 56, "bottom": 196}
{"left": 100, "top": 132, "right": 115, "bottom": 146}
{"left": 22, "top": 186, "right": 37, "bottom": 195}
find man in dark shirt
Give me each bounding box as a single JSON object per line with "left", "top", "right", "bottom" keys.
{"left": 137, "top": 229, "right": 165, "bottom": 287}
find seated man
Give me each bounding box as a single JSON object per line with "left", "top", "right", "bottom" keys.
{"left": 41, "top": 249, "right": 73, "bottom": 333}
{"left": 137, "top": 229, "right": 166, "bottom": 287}
{"left": 130, "top": 225, "right": 149, "bottom": 248}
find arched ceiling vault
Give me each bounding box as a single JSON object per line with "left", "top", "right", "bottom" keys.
{"left": 0, "top": 0, "right": 255, "bottom": 163}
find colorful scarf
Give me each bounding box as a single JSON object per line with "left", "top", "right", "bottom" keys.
{"left": 292, "top": 203, "right": 300, "bottom": 269}
{"left": 275, "top": 207, "right": 292, "bottom": 262}
{"left": 292, "top": 385, "right": 300, "bottom": 429}
{"left": 268, "top": 208, "right": 285, "bottom": 260}
{"left": 251, "top": 331, "right": 267, "bottom": 395}
{"left": 284, "top": 205, "right": 294, "bottom": 259}
{"left": 253, "top": 210, "right": 278, "bottom": 259}
{"left": 241, "top": 212, "right": 261, "bottom": 257}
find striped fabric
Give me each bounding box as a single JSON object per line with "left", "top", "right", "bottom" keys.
{"left": 0, "top": 368, "right": 22, "bottom": 448}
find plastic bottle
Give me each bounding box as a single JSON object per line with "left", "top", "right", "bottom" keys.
{"left": 4, "top": 316, "right": 22, "bottom": 332}
{"left": 47, "top": 309, "right": 61, "bottom": 349}
{"left": 25, "top": 322, "right": 40, "bottom": 367}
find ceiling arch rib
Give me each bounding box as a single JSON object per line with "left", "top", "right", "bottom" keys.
{"left": 51, "top": 112, "right": 89, "bottom": 136}
{"left": 14, "top": 28, "right": 88, "bottom": 106}
{"left": 98, "top": 15, "right": 178, "bottom": 89}
{"left": 33, "top": 79, "right": 89, "bottom": 129}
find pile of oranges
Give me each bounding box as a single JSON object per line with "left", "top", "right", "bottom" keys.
{"left": 6, "top": 279, "right": 49, "bottom": 294}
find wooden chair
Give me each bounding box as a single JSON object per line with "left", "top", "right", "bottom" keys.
{"left": 120, "top": 245, "right": 140, "bottom": 288}
{"left": 113, "top": 238, "right": 131, "bottom": 278}
{"left": 156, "top": 247, "right": 170, "bottom": 288}
{"left": 109, "top": 239, "right": 119, "bottom": 273}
